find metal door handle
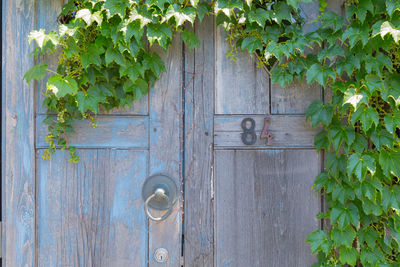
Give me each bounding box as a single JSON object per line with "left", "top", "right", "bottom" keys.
{"left": 144, "top": 188, "right": 173, "bottom": 221}
{"left": 142, "top": 174, "right": 178, "bottom": 221}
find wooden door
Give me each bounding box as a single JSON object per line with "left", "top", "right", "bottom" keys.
{"left": 183, "top": 6, "right": 322, "bottom": 267}
{"left": 3, "top": 1, "right": 321, "bottom": 266}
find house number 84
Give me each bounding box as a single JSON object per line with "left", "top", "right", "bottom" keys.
{"left": 241, "top": 117, "right": 273, "bottom": 145}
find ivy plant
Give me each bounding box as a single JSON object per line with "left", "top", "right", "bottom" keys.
{"left": 24, "top": 0, "right": 400, "bottom": 265}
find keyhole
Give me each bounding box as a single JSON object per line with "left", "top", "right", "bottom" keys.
{"left": 154, "top": 248, "right": 169, "bottom": 263}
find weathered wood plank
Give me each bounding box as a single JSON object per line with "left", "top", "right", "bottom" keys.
{"left": 271, "top": 0, "right": 321, "bottom": 115}
{"left": 215, "top": 27, "right": 269, "bottom": 115}
{"left": 37, "top": 149, "right": 148, "bottom": 266}
{"left": 148, "top": 36, "right": 182, "bottom": 266}
{"left": 36, "top": 115, "right": 148, "bottom": 148}
{"left": 183, "top": 16, "right": 214, "bottom": 267}
{"left": 271, "top": 80, "right": 321, "bottom": 115}
{"left": 214, "top": 150, "right": 320, "bottom": 267}
{"left": 2, "top": 0, "right": 36, "bottom": 265}
{"left": 214, "top": 115, "right": 319, "bottom": 148}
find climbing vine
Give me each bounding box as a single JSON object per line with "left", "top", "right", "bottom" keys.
{"left": 24, "top": 0, "right": 400, "bottom": 265}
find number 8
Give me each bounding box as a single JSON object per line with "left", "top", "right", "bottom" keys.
{"left": 241, "top": 118, "right": 257, "bottom": 145}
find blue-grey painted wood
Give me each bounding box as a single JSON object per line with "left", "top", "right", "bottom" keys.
{"left": 37, "top": 149, "right": 148, "bottom": 266}
{"left": 184, "top": 16, "right": 215, "bottom": 266}
{"left": 148, "top": 35, "right": 183, "bottom": 266}
{"left": 2, "top": 0, "right": 36, "bottom": 265}
{"left": 36, "top": 115, "right": 149, "bottom": 148}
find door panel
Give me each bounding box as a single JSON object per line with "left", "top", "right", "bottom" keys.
{"left": 37, "top": 150, "right": 147, "bottom": 266}
{"left": 148, "top": 35, "right": 183, "bottom": 267}
{"left": 214, "top": 150, "right": 320, "bottom": 267}
{"left": 215, "top": 27, "right": 269, "bottom": 115}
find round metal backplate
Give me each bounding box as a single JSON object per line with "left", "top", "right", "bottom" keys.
{"left": 142, "top": 174, "right": 178, "bottom": 210}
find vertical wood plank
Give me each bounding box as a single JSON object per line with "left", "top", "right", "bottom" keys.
{"left": 149, "top": 36, "right": 182, "bottom": 266}
{"left": 37, "top": 149, "right": 148, "bottom": 266}
{"left": 2, "top": 0, "right": 36, "bottom": 265}
{"left": 215, "top": 27, "right": 269, "bottom": 115}
{"left": 271, "top": 1, "right": 321, "bottom": 115}
{"left": 271, "top": 80, "right": 321, "bottom": 114}
{"left": 183, "top": 16, "right": 214, "bottom": 267}
{"left": 214, "top": 150, "right": 320, "bottom": 267}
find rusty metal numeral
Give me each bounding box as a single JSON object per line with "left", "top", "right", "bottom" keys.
{"left": 241, "top": 118, "right": 257, "bottom": 145}
{"left": 260, "top": 117, "right": 274, "bottom": 145}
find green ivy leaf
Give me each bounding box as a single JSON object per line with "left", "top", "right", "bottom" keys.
{"left": 339, "top": 246, "right": 358, "bottom": 265}
{"left": 76, "top": 86, "right": 106, "bottom": 114}
{"left": 345, "top": 0, "right": 373, "bottom": 23}
{"left": 370, "top": 129, "right": 394, "bottom": 150}
{"left": 271, "top": 67, "right": 294, "bottom": 88}
{"left": 331, "top": 225, "right": 356, "bottom": 248}
{"left": 350, "top": 106, "right": 379, "bottom": 132}
{"left": 331, "top": 203, "right": 360, "bottom": 229}
{"left": 314, "top": 172, "right": 335, "bottom": 193}
{"left": 363, "top": 74, "right": 384, "bottom": 94}
{"left": 347, "top": 153, "right": 376, "bottom": 180}
{"left": 332, "top": 184, "right": 355, "bottom": 204}
{"left": 383, "top": 73, "right": 400, "bottom": 104}
{"left": 384, "top": 112, "right": 400, "bottom": 134}
{"left": 306, "top": 230, "right": 332, "bottom": 255}
{"left": 320, "top": 11, "right": 344, "bottom": 32}
{"left": 47, "top": 75, "right": 78, "bottom": 98}
{"left": 23, "top": 63, "right": 48, "bottom": 84}
{"left": 147, "top": 23, "right": 173, "bottom": 49}
{"left": 342, "top": 23, "right": 370, "bottom": 48}
{"left": 314, "top": 130, "right": 329, "bottom": 152}
{"left": 379, "top": 150, "right": 400, "bottom": 177}
{"left": 306, "top": 63, "right": 335, "bottom": 86}
{"left": 105, "top": 47, "right": 126, "bottom": 67}
{"left": 248, "top": 8, "right": 271, "bottom": 27}
{"left": 386, "top": 0, "right": 400, "bottom": 16}
{"left": 328, "top": 126, "right": 355, "bottom": 151}
{"left": 359, "top": 226, "right": 379, "bottom": 248}
{"left": 104, "top": 0, "right": 127, "bottom": 17}
{"left": 360, "top": 246, "right": 385, "bottom": 265}
{"left": 343, "top": 87, "right": 367, "bottom": 111}
{"left": 380, "top": 21, "right": 400, "bottom": 42}
{"left": 165, "top": 4, "right": 196, "bottom": 27}
{"left": 241, "top": 36, "right": 263, "bottom": 54}
{"left": 143, "top": 52, "right": 166, "bottom": 77}
{"left": 182, "top": 29, "right": 200, "bottom": 50}
{"left": 76, "top": 9, "right": 102, "bottom": 26}
{"left": 81, "top": 43, "right": 104, "bottom": 69}
{"left": 381, "top": 185, "right": 400, "bottom": 211}
{"left": 306, "top": 100, "right": 334, "bottom": 127}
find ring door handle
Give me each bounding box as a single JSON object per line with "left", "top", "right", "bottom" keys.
{"left": 144, "top": 188, "right": 173, "bottom": 221}
{"left": 142, "top": 174, "right": 178, "bottom": 222}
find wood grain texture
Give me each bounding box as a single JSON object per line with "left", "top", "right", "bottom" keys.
{"left": 37, "top": 149, "right": 148, "bottom": 266}
{"left": 2, "top": 0, "right": 36, "bottom": 265}
{"left": 148, "top": 35, "right": 182, "bottom": 267}
{"left": 36, "top": 115, "right": 148, "bottom": 148}
{"left": 214, "top": 150, "right": 320, "bottom": 267}
{"left": 271, "top": 79, "right": 321, "bottom": 115}
{"left": 214, "top": 115, "right": 319, "bottom": 148}
{"left": 183, "top": 17, "right": 214, "bottom": 267}
{"left": 215, "top": 27, "right": 269, "bottom": 115}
